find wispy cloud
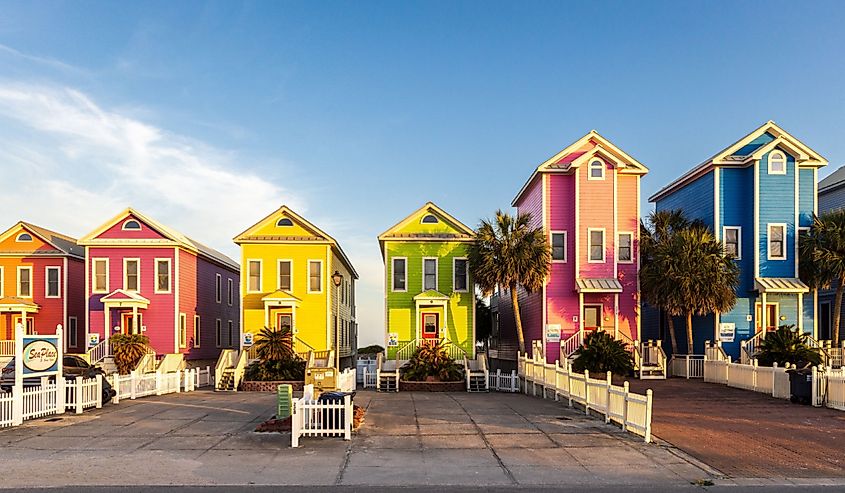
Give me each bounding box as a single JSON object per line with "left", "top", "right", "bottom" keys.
{"left": 0, "top": 43, "right": 89, "bottom": 76}
{"left": 0, "top": 82, "right": 305, "bottom": 258}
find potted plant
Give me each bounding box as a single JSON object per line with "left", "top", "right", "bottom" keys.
{"left": 243, "top": 326, "right": 306, "bottom": 389}
{"left": 400, "top": 342, "right": 464, "bottom": 390}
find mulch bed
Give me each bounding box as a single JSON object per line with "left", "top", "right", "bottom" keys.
{"left": 254, "top": 405, "right": 366, "bottom": 433}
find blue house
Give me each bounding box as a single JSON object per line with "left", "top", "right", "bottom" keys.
{"left": 648, "top": 122, "right": 827, "bottom": 359}
{"left": 817, "top": 166, "right": 845, "bottom": 341}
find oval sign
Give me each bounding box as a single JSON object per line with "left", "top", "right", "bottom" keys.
{"left": 22, "top": 340, "right": 59, "bottom": 373}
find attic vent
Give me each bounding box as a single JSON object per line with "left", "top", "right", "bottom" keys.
{"left": 122, "top": 220, "right": 141, "bottom": 231}
{"left": 421, "top": 214, "right": 439, "bottom": 224}
{"left": 16, "top": 233, "right": 33, "bottom": 242}
{"left": 277, "top": 218, "right": 294, "bottom": 227}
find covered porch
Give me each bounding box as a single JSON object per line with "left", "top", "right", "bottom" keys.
{"left": 0, "top": 297, "right": 40, "bottom": 356}
{"left": 100, "top": 289, "right": 150, "bottom": 339}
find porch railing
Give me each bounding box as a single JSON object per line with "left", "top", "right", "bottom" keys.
{"left": 86, "top": 339, "right": 111, "bottom": 365}
{"left": 560, "top": 331, "right": 583, "bottom": 360}
{"left": 0, "top": 340, "right": 14, "bottom": 357}
{"left": 740, "top": 331, "right": 764, "bottom": 365}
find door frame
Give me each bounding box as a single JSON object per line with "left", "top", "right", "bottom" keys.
{"left": 754, "top": 302, "right": 779, "bottom": 333}
{"left": 420, "top": 312, "right": 440, "bottom": 339}
{"left": 276, "top": 312, "right": 293, "bottom": 332}
{"left": 12, "top": 315, "right": 35, "bottom": 335}
{"left": 583, "top": 304, "right": 603, "bottom": 333}
{"left": 120, "top": 312, "right": 143, "bottom": 335}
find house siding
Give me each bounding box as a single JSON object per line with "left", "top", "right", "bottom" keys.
{"left": 181, "top": 249, "right": 240, "bottom": 359}
{"left": 758, "top": 151, "right": 796, "bottom": 278}
{"left": 656, "top": 170, "right": 715, "bottom": 229}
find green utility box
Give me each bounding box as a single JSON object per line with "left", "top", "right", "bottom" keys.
{"left": 277, "top": 384, "right": 292, "bottom": 418}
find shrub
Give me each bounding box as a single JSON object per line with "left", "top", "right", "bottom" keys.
{"left": 254, "top": 326, "right": 295, "bottom": 362}
{"left": 357, "top": 345, "right": 385, "bottom": 355}
{"left": 110, "top": 334, "right": 151, "bottom": 375}
{"left": 756, "top": 325, "right": 822, "bottom": 367}
{"left": 571, "top": 330, "right": 634, "bottom": 376}
{"left": 245, "top": 358, "right": 306, "bottom": 381}
{"left": 401, "top": 341, "right": 464, "bottom": 382}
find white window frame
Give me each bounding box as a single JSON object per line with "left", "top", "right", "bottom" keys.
{"left": 68, "top": 316, "right": 78, "bottom": 348}
{"left": 767, "top": 223, "right": 787, "bottom": 261}
{"left": 588, "top": 158, "right": 605, "bottom": 180}
{"left": 215, "top": 273, "right": 222, "bottom": 303}
{"left": 391, "top": 257, "right": 407, "bottom": 292}
{"left": 617, "top": 232, "right": 634, "bottom": 264}
{"left": 768, "top": 150, "right": 787, "bottom": 175}
{"left": 92, "top": 258, "right": 109, "bottom": 294}
{"left": 17, "top": 266, "right": 32, "bottom": 298}
{"left": 422, "top": 257, "right": 438, "bottom": 291}
{"left": 453, "top": 257, "right": 469, "bottom": 293}
{"left": 277, "top": 259, "right": 293, "bottom": 291}
{"left": 246, "top": 260, "right": 262, "bottom": 294}
{"left": 154, "top": 258, "right": 172, "bottom": 294}
{"left": 45, "top": 266, "right": 61, "bottom": 298}
{"left": 123, "top": 258, "right": 140, "bottom": 292}
{"left": 215, "top": 319, "right": 222, "bottom": 348}
{"left": 420, "top": 214, "right": 440, "bottom": 224}
{"left": 587, "top": 228, "right": 606, "bottom": 263}
{"left": 550, "top": 231, "right": 567, "bottom": 263}
{"left": 121, "top": 219, "right": 142, "bottom": 231}
{"left": 179, "top": 313, "right": 187, "bottom": 348}
{"left": 0, "top": 266, "right": 4, "bottom": 298}
{"left": 15, "top": 233, "right": 32, "bottom": 242}
{"left": 276, "top": 217, "right": 294, "bottom": 227}
{"left": 227, "top": 278, "right": 234, "bottom": 305}
{"left": 307, "top": 260, "right": 323, "bottom": 294}
{"left": 194, "top": 315, "right": 201, "bottom": 348}
{"left": 722, "top": 226, "right": 742, "bottom": 260}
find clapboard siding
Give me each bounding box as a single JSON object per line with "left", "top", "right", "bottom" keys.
{"left": 656, "top": 170, "right": 715, "bottom": 228}
{"left": 758, "top": 150, "right": 796, "bottom": 278}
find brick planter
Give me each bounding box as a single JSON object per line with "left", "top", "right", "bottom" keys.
{"left": 241, "top": 380, "right": 305, "bottom": 392}
{"left": 399, "top": 380, "right": 466, "bottom": 392}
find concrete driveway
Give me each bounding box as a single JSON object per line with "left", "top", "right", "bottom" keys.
{"left": 0, "top": 389, "right": 713, "bottom": 488}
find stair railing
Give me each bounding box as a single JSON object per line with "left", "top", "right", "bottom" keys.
{"left": 214, "top": 349, "right": 236, "bottom": 390}
{"left": 395, "top": 339, "right": 419, "bottom": 361}
{"left": 439, "top": 337, "right": 469, "bottom": 361}
{"left": 560, "top": 331, "right": 583, "bottom": 360}
{"left": 0, "top": 340, "right": 14, "bottom": 357}
{"left": 806, "top": 336, "right": 832, "bottom": 367}
{"left": 86, "top": 338, "right": 111, "bottom": 364}
{"left": 232, "top": 349, "right": 249, "bottom": 390}
{"left": 740, "top": 331, "right": 764, "bottom": 365}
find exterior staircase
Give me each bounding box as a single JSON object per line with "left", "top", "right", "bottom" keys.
{"left": 634, "top": 340, "right": 667, "bottom": 379}
{"left": 464, "top": 354, "right": 489, "bottom": 392}
{"left": 214, "top": 349, "right": 247, "bottom": 391}
{"left": 217, "top": 368, "right": 238, "bottom": 391}
{"left": 375, "top": 353, "right": 400, "bottom": 392}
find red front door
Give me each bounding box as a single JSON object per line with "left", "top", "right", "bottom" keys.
{"left": 421, "top": 313, "right": 439, "bottom": 340}
{"left": 276, "top": 313, "right": 292, "bottom": 332}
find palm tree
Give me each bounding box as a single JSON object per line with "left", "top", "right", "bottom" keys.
{"left": 800, "top": 211, "right": 845, "bottom": 342}
{"left": 254, "top": 326, "right": 296, "bottom": 362}
{"left": 641, "top": 210, "right": 739, "bottom": 353}
{"left": 756, "top": 325, "right": 822, "bottom": 367}
{"left": 110, "top": 334, "right": 151, "bottom": 375}
{"left": 468, "top": 210, "right": 550, "bottom": 353}
{"left": 640, "top": 210, "right": 691, "bottom": 354}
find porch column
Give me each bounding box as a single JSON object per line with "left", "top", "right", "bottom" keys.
{"left": 614, "top": 294, "right": 619, "bottom": 339}
{"left": 442, "top": 302, "right": 449, "bottom": 341}
{"left": 104, "top": 305, "right": 110, "bottom": 342}
{"left": 578, "top": 292, "right": 585, "bottom": 340}
{"left": 264, "top": 303, "right": 269, "bottom": 329}
{"left": 132, "top": 306, "right": 138, "bottom": 335}
{"left": 20, "top": 311, "right": 26, "bottom": 335}
{"left": 761, "top": 292, "right": 767, "bottom": 340}
{"left": 797, "top": 292, "right": 804, "bottom": 333}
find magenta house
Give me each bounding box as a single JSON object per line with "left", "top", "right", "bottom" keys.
{"left": 79, "top": 208, "right": 240, "bottom": 361}
{"left": 493, "top": 131, "right": 648, "bottom": 365}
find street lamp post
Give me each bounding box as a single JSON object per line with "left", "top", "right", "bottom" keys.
{"left": 331, "top": 270, "right": 343, "bottom": 370}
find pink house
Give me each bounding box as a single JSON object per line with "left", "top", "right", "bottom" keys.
{"left": 79, "top": 209, "right": 240, "bottom": 362}
{"left": 494, "top": 131, "right": 648, "bottom": 364}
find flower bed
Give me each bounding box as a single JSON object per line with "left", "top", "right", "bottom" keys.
{"left": 399, "top": 380, "right": 465, "bottom": 392}
{"left": 241, "top": 380, "right": 305, "bottom": 392}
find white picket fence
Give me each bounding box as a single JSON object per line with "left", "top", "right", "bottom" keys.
{"left": 0, "top": 376, "right": 107, "bottom": 427}
{"left": 704, "top": 358, "right": 793, "bottom": 399}
{"left": 668, "top": 354, "right": 705, "bottom": 379}
{"left": 337, "top": 368, "right": 356, "bottom": 392}
{"left": 110, "top": 366, "right": 213, "bottom": 403}
{"left": 823, "top": 368, "right": 845, "bottom": 411}
{"left": 518, "top": 354, "right": 653, "bottom": 442}
{"left": 65, "top": 376, "right": 104, "bottom": 414}
{"left": 291, "top": 392, "right": 353, "bottom": 447}
{"left": 488, "top": 369, "right": 519, "bottom": 392}
{"left": 361, "top": 367, "right": 377, "bottom": 389}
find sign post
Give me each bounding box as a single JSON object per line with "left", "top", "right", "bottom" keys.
{"left": 14, "top": 324, "right": 65, "bottom": 422}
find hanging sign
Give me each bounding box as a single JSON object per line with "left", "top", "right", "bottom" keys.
{"left": 545, "top": 324, "right": 561, "bottom": 343}
{"left": 88, "top": 333, "right": 100, "bottom": 348}
{"left": 387, "top": 333, "right": 399, "bottom": 347}
{"left": 719, "top": 323, "right": 736, "bottom": 343}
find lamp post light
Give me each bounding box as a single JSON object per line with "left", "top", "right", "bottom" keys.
{"left": 332, "top": 270, "right": 343, "bottom": 370}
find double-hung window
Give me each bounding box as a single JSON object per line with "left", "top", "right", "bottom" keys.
{"left": 155, "top": 259, "right": 171, "bottom": 293}
{"left": 588, "top": 229, "right": 605, "bottom": 263}
{"left": 278, "top": 260, "right": 292, "bottom": 291}
{"left": 768, "top": 150, "right": 786, "bottom": 175}
{"left": 617, "top": 233, "right": 633, "bottom": 263}
{"left": 215, "top": 274, "right": 222, "bottom": 303}
{"left": 723, "top": 227, "right": 741, "bottom": 259}
{"left": 215, "top": 319, "right": 222, "bottom": 348}
{"left": 124, "top": 259, "right": 139, "bottom": 292}
{"left": 194, "top": 315, "right": 201, "bottom": 348}
{"left": 179, "top": 313, "right": 187, "bottom": 348}
{"left": 551, "top": 232, "right": 566, "bottom": 262}
{"left": 453, "top": 258, "right": 468, "bottom": 292}
{"left": 308, "top": 260, "right": 322, "bottom": 293}
{"left": 423, "top": 258, "right": 438, "bottom": 291}
{"left": 68, "top": 317, "right": 78, "bottom": 348}
{"left": 92, "top": 259, "right": 108, "bottom": 293}
{"left": 247, "top": 260, "right": 261, "bottom": 293}
{"left": 45, "top": 267, "right": 60, "bottom": 298}
{"left": 589, "top": 159, "right": 605, "bottom": 180}
{"left": 392, "top": 258, "right": 407, "bottom": 292}
{"left": 227, "top": 278, "right": 234, "bottom": 305}
{"left": 768, "top": 224, "right": 787, "bottom": 260}
{"left": 17, "top": 266, "right": 32, "bottom": 297}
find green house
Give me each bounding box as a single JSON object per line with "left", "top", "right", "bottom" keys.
{"left": 379, "top": 202, "right": 476, "bottom": 360}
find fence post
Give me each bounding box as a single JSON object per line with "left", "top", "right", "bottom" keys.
{"left": 344, "top": 394, "right": 352, "bottom": 440}
{"left": 55, "top": 373, "right": 65, "bottom": 415}
{"left": 112, "top": 375, "right": 120, "bottom": 404}
{"left": 644, "top": 389, "right": 653, "bottom": 443}
{"left": 812, "top": 366, "right": 821, "bottom": 407}
{"left": 96, "top": 374, "right": 103, "bottom": 409}
{"left": 686, "top": 355, "right": 691, "bottom": 380}
{"left": 621, "top": 381, "right": 629, "bottom": 432}
{"left": 605, "top": 371, "right": 612, "bottom": 424}
{"left": 772, "top": 363, "right": 778, "bottom": 398}
{"left": 130, "top": 372, "right": 137, "bottom": 400}
{"left": 75, "top": 376, "right": 83, "bottom": 414}
{"left": 155, "top": 371, "right": 162, "bottom": 396}
{"left": 291, "top": 400, "right": 300, "bottom": 448}
{"left": 553, "top": 362, "right": 560, "bottom": 402}
{"left": 584, "top": 370, "right": 591, "bottom": 416}
{"left": 566, "top": 361, "right": 573, "bottom": 408}
{"left": 12, "top": 385, "right": 23, "bottom": 426}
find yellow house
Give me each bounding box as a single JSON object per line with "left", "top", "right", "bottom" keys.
{"left": 233, "top": 206, "right": 358, "bottom": 368}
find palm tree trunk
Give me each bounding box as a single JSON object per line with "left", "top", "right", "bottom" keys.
{"left": 666, "top": 312, "right": 679, "bottom": 354}
{"left": 510, "top": 285, "right": 526, "bottom": 354}
{"left": 833, "top": 278, "right": 845, "bottom": 343}
{"left": 686, "top": 312, "right": 694, "bottom": 354}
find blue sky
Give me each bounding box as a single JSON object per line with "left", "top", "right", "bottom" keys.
{"left": 1, "top": 1, "right": 844, "bottom": 345}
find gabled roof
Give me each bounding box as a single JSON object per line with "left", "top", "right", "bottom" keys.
{"left": 413, "top": 290, "right": 450, "bottom": 301}
{"left": 650, "top": 121, "right": 828, "bottom": 203}
{"left": 513, "top": 130, "right": 648, "bottom": 206}
{"left": 234, "top": 205, "right": 358, "bottom": 279}
{"left": 79, "top": 208, "right": 238, "bottom": 271}
{"left": 819, "top": 164, "right": 845, "bottom": 195}
{"left": 0, "top": 222, "right": 84, "bottom": 259}
{"left": 261, "top": 290, "right": 302, "bottom": 303}
{"left": 99, "top": 289, "right": 151, "bottom": 303}
{"left": 378, "top": 202, "right": 475, "bottom": 255}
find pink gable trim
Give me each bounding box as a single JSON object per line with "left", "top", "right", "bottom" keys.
{"left": 96, "top": 214, "right": 169, "bottom": 240}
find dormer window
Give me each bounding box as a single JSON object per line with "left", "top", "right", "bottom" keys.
{"left": 768, "top": 150, "right": 786, "bottom": 175}
{"left": 276, "top": 218, "right": 293, "bottom": 227}
{"left": 122, "top": 219, "right": 141, "bottom": 231}
{"left": 588, "top": 159, "right": 605, "bottom": 180}
{"left": 421, "top": 214, "right": 439, "bottom": 224}
{"left": 15, "top": 233, "right": 32, "bottom": 242}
